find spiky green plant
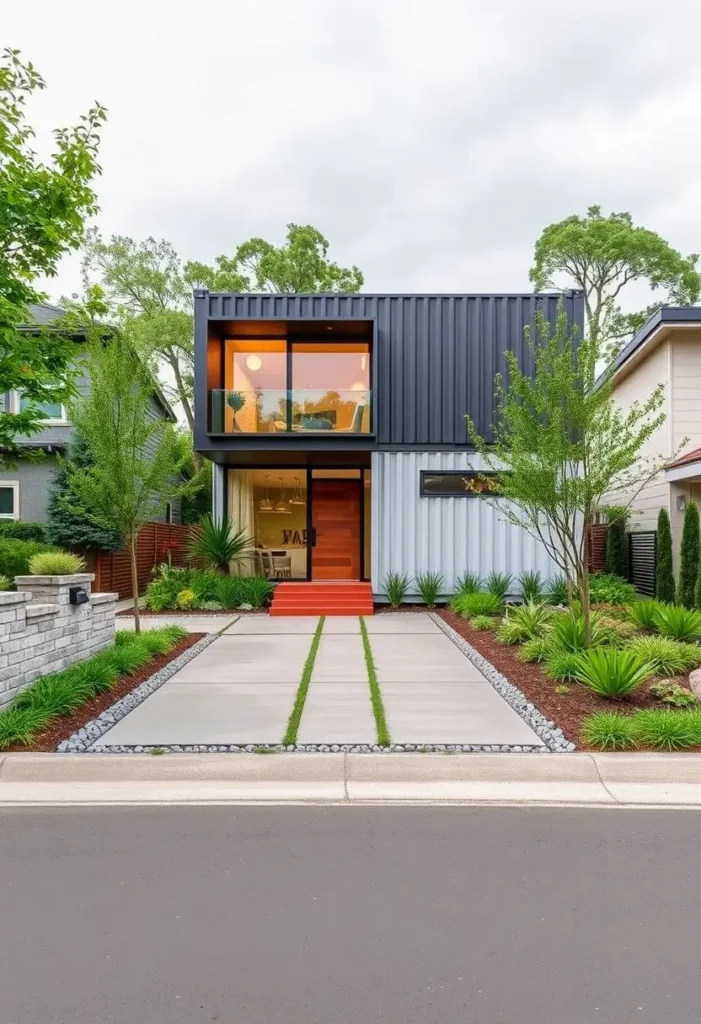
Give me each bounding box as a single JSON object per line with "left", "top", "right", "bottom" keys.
{"left": 632, "top": 709, "right": 701, "bottom": 750}
{"left": 550, "top": 611, "right": 604, "bottom": 653}
{"left": 451, "top": 591, "right": 503, "bottom": 618}
{"left": 454, "top": 570, "right": 482, "bottom": 596}
{"left": 546, "top": 574, "right": 569, "bottom": 605}
{"left": 415, "top": 571, "right": 444, "bottom": 608}
{"left": 518, "top": 637, "right": 552, "bottom": 663}
{"left": 626, "top": 635, "right": 701, "bottom": 676}
{"left": 627, "top": 599, "right": 662, "bottom": 632}
{"left": 470, "top": 615, "right": 496, "bottom": 631}
{"left": 573, "top": 647, "right": 654, "bottom": 699}
{"left": 188, "top": 515, "right": 252, "bottom": 575}
{"left": 484, "top": 571, "right": 513, "bottom": 600}
{"left": 518, "top": 570, "right": 544, "bottom": 603}
{"left": 495, "top": 601, "right": 554, "bottom": 644}
{"left": 544, "top": 648, "right": 582, "bottom": 682}
{"left": 383, "top": 572, "right": 412, "bottom": 609}
{"left": 654, "top": 603, "right": 701, "bottom": 642}
{"left": 28, "top": 550, "right": 86, "bottom": 576}
{"left": 581, "top": 712, "right": 636, "bottom": 750}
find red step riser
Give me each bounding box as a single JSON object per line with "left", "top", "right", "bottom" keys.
{"left": 273, "top": 587, "right": 372, "bottom": 595}
{"left": 271, "top": 610, "right": 374, "bottom": 617}
{"left": 271, "top": 602, "right": 374, "bottom": 611}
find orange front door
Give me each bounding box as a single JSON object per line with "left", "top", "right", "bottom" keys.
{"left": 311, "top": 479, "right": 361, "bottom": 580}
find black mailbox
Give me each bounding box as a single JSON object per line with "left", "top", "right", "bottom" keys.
{"left": 69, "top": 586, "right": 89, "bottom": 606}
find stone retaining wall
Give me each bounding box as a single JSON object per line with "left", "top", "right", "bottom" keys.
{"left": 0, "top": 574, "right": 117, "bottom": 708}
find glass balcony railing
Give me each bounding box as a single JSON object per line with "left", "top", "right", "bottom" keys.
{"left": 209, "top": 388, "right": 372, "bottom": 435}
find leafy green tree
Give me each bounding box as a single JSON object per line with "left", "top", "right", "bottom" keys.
{"left": 46, "top": 431, "right": 122, "bottom": 551}
{"left": 530, "top": 206, "right": 700, "bottom": 351}
{"left": 67, "top": 334, "right": 185, "bottom": 630}
{"left": 0, "top": 48, "right": 106, "bottom": 465}
{"left": 466, "top": 307, "right": 676, "bottom": 643}
{"left": 604, "top": 506, "right": 629, "bottom": 579}
{"left": 656, "top": 506, "right": 675, "bottom": 604}
{"left": 677, "top": 501, "right": 699, "bottom": 609}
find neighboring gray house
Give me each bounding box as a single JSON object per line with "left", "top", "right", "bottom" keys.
{"left": 0, "top": 303, "right": 182, "bottom": 525}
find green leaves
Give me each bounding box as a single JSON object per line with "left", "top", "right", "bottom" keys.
{"left": 573, "top": 647, "right": 655, "bottom": 699}
{"left": 656, "top": 507, "right": 675, "bottom": 603}
{"left": 187, "top": 515, "right": 252, "bottom": 574}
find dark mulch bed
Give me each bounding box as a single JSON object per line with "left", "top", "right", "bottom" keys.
{"left": 5, "top": 633, "right": 205, "bottom": 753}
{"left": 437, "top": 610, "right": 689, "bottom": 748}
{"left": 116, "top": 608, "right": 266, "bottom": 617}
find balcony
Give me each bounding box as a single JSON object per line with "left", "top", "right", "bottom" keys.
{"left": 209, "top": 388, "right": 371, "bottom": 435}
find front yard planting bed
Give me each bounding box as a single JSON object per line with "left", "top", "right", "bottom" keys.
{"left": 0, "top": 630, "right": 204, "bottom": 753}
{"left": 438, "top": 609, "right": 697, "bottom": 750}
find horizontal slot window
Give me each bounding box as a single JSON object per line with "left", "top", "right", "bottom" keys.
{"left": 420, "top": 471, "right": 501, "bottom": 497}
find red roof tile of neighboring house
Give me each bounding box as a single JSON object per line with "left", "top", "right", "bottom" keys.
{"left": 668, "top": 447, "right": 701, "bottom": 469}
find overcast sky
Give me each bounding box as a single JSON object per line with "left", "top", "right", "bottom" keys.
{"left": 6, "top": 0, "right": 701, "bottom": 302}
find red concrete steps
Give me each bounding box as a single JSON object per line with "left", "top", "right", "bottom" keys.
{"left": 270, "top": 581, "right": 374, "bottom": 616}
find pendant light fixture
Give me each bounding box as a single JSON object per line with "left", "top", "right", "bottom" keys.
{"left": 259, "top": 473, "right": 273, "bottom": 513}
{"left": 274, "top": 475, "right": 292, "bottom": 514}
{"left": 289, "top": 475, "right": 305, "bottom": 505}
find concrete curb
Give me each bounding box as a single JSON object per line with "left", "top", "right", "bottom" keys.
{"left": 1, "top": 752, "right": 701, "bottom": 806}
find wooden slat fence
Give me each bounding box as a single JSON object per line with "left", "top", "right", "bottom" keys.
{"left": 93, "top": 522, "right": 195, "bottom": 600}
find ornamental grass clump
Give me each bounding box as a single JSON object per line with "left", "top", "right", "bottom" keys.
{"left": 627, "top": 599, "right": 663, "bottom": 633}
{"left": 653, "top": 604, "right": 701, "bottom": 642}
{"left": 581, "top": 712, "right": 637, "bottom": 750}
{"left": 470, "top": 615, "right": 496, "bottom": 631}
{"left": 28, "top": 550, "right": 86, "bottom": 576}
{"left": 573, "top": 647, "right": 654, "bottom": 699}
{"left": 518, "top": 570, "right": 544, "bottom": 603}
{"left": 384, "top": 572, "right": 412, "bottom": 609}
{"left": 546, "top": 574, "right": 569, "bottom": 605}
{"left": 484, "top": 571, "right": 513, "bottom": 601}
{"left": 543, "top": 648, "right": 582, "bottom": 682}
{"left": 495, "top": 601, "right": 554, "bottom": 645}
{"left": 632, "top": 708, "right": 701, "bottom": 751}
{"left": 626, "top": 635, "right": 701, "bottom": 677}
{"left": 452, "top": 591, "right": 503, "bottom": 619}
{"left": 415, "top": 571, "right": 444, "bottom": 608}
{"left": 518, "top": 637, "right": 552, "bottom": 663}
{"left": 454, "top": 570, "right": 482, "bottom": 596}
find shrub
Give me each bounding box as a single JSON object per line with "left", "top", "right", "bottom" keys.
{"left": 496, "top": 601, "right": 554, "bottom": 645}
{"left": 145, "top": 566, "right": 272, "bottom": 611}
{"left": 495, "top": 620, "right": 528, "bottom": 645}
{"left": 14, "top": 671, "right": 94, "bottom": 716}
{"left": 0, "top": 521, "right": 47, "bottom": 542}
{"left": 649, "top": 681, "right": 698, "bottom": 708}
{"left": 654, "top": 603, "right": 701, "bottom": 642}
{"left": 200, "top": 600, "right": 224, "bottom": 611}
{"left": 452, "top": 591, "right": 502, "bottom": 618}
{"left": 546, "top": 574, "right": 569, "bottom": 605}
{"left": 678, "top": 501, "right": 700, "bottom": 608}
{"left": 627, "top": 635, "right": 701, "bottom": 676}
{"left": 518, "top": 570, "right": 544, "bottom": 603}
{"left": 627, "top": 599, "right": 662, "bottom": 632}
{"left": 454, "top": 570, "right": 482, "bottom": 596}
{"left": 604, "top": 508, "right": 629, "bottom": 579}
{"left": 0, "top": 575, "right": 10, "bottom": 591}
{"left": 470, "top": 615, "right": 495, "bottom": 631}
{"left": 632, "top": 708, "right": 701, "bottom": 750}
{"left": 518, "top": 637, "right": 552, "bottom": 663}
{"left": 656, "top": 507, "right": 675, "bottom": 604}
{"left": 415, "top": 571, "right": 443, "bottom": 608}
{"left": 484, "top": 571, "right": 513, "bottom": 600}
{"left": 544, "top": 648, "right": 582, "bottom": 682}
{"left": 596, "top": 616, "right": 637, "bottom": 645}
{"left": 573, "top": 647, "right": 654, "bottom": 699}
{"left": 176, "top": 588, "right": 196, "bottom": 610}
{"left": 588, "top": 573, "right": 638, "bottom": 606}
{"left": 0, "top": 538, "right": 52, "bottom": 580}
{"left": 0, "top": 705, "right": 53, "bottom": 747}
{"left": 28, "top": 550, "right": 86, "bottom": 576}
{"left": 581, "top": 712, "right": 636, "bottom": 750}
{"left": 550, "top": 611, "right": 602, "bottom": 653}
{"left": 188, "top": 514, "right": 251, "bottom": 574}
{"left": 215, "top": 574, "right": 272, "bottom": 609}
{"left": 384, "top": 572, "right": 411, "bottom": 609}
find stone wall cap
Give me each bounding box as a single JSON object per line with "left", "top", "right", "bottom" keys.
{"left": 91, "top": 592, "right": 118, "bottom": 604}
{"left": 14, "top": 574, "right": 95, "bottom": 586}
{"left": 0, "top": 591, "right": 30, "bottom": 605}
{"left": 25, "top": 603, "right": 60, "bottom": 617}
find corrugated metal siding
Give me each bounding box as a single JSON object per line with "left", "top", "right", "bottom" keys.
{"left": 200, "top": 291, "right": 583, "bottom": 445}
{"left": 371, "top": 451, "right": 557, "bottom": 597}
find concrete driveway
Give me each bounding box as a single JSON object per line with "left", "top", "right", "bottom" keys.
{"left": 98, "top": 614, "right": 543, "bottom": 748}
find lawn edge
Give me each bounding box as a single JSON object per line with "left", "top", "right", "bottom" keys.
{"left": 360, "top": 616, "right": 391, "bottom": 745}
{"left": 282, "top": 616, "right": 325, "bottom": 745}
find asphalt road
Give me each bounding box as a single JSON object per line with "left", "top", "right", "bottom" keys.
{"left": 1, "top": 807, "right": 700, "bottom": 1024}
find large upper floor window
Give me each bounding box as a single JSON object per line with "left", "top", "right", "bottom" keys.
{"left": 420, "top": 471, "right": 501, "bottom": 496}
{"left": 9, "top": 391, "right": 67, "bottom": 425}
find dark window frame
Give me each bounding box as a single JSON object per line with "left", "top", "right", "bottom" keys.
{"left": 419, "top": 470, "right": 500, "bottom": 497}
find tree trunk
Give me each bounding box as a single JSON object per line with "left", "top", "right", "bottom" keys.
{"left": 130, "top": 531, "right": 141, "bottom": 633}
{"left": 581, "top": 522, "right": 591, "bottom": 646}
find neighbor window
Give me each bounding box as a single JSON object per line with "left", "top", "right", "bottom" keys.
{"left": 420, "top": 471, "right": 501, "bottom": 496}
{"left": 13, "top": 392, "right": 66, "bottom": 423}
{"left": 0, "top": 482, "right": 19, "bottom": 519}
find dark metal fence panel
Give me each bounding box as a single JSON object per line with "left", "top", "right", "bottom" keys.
{"left": 628, "top": 531, "right": 657, "bottom": 596}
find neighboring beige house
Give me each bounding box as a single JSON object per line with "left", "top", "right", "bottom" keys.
{"left": 608, "top": 307, "right": 701, "bottom": 577}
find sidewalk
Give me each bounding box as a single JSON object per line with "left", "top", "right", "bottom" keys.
{"left": 1, "top": 753, "right": 701, "bottom": 807}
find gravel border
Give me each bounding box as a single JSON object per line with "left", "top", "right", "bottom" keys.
{"left": 429, "top": 613, "right": 575, "bottom": 753}
{"left": 86, "top": 742, "right": 550, "bottom": 753}
{"left": 57, "top": 634, "right": 219, "bottom": 753}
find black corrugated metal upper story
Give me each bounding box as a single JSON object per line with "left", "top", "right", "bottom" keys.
{"left": 194, "top": 290, "right": 584, "bottom": 450}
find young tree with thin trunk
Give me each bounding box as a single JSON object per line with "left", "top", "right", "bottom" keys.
{"left": 466, "top": 307, "right": 677, "bottom": 644}
{"left": 530, "top": 207, "right": 700, "bottom": 353}
{"left": 677, "top": 501, "right": 699, "bottom": 609}
{"left": 66, "top": 334, "right": 185, "bottom": 631}
{"left": 656, "top": 506, "right": 675, "bottom": 604}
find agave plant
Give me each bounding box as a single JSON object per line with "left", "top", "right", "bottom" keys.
{"left": 626, "top": 599, "right": 663, "bottom": 633}
{"left": 653, "top": 603, "right": 701, "bottom": 642}
{"left": 188, "top": 515, "right": 252, "bottom": 574}
{"left": 573, "top": 647, "right": 655, "bottom": 699}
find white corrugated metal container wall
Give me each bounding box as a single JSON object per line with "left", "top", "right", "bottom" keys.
{"left": 371, "top": 451, "right": 557, "bottom": 598}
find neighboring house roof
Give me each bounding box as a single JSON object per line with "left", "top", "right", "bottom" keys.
{"left": 667, "top": 446, "right": 701, "bottom": 469}
{"left": 18, "top": 302, "right": 178, "bottom": 424}
{"left": 610, "top": 306, "right": 701, "bottom": 378}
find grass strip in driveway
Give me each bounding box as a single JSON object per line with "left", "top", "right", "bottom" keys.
{"left": 282, "top": 617, "right": 325, "bottom": 745}
{"left": 360, "top": 616, "right": 391, "bottom": 745}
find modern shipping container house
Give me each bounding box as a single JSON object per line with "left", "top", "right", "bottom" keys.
{"left": 194, "top": 290, "right": 584, "bottom": 611}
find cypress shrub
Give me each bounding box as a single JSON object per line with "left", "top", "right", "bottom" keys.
{"left": 656, "top": 507, "right": 675, "bottom": 604}
{"left": 45, "top": 433, "right": 122, "bottom": 552}
{"left": 604, "top": 508, "right": 628, "bottom": 579}
{"left": 677, "top": 501, "right": 699, "bottom": 609}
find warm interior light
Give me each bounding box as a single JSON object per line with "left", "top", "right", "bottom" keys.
{"left": 246, "top": 355, "right": 262, "bottom": 371}
{"left": 351, "top": 381, "right": 366, "bottom": 391}
{"left": 360, "top": 355, "right": 367, "bottom": 370}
